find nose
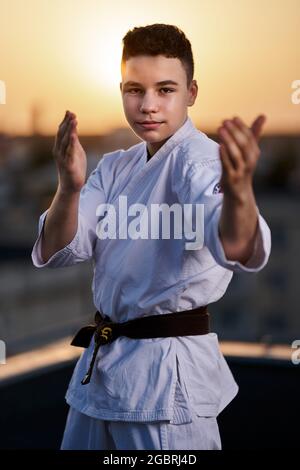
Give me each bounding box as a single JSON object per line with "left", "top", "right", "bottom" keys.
{"left": 139, "top": 91, "right": 159, "bottom": 114}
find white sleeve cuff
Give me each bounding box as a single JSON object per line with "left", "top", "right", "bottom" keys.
{"left": 31, "top": 209, "right": 81, "bottom": 268}
{"left": 210, "top": 206, "right": 271, "bottom": 273}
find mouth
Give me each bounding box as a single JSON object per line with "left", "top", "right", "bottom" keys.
{"left": 137, "top": 121, "right": 164, "bottom": 130}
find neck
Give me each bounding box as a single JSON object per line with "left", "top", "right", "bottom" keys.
{"left": 146, "top": 144, "right": 155, "bottom": 158}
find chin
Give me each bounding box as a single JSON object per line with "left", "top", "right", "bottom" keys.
{"left": 142, "top": 134, "right": 165, "bottom": 141}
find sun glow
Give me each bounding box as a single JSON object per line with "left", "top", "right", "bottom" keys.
{"left": 0, "top": 0, "right": 299, "bottom": 135}
{"left": 76, "top": 28, "right": 123, "bottom": 92}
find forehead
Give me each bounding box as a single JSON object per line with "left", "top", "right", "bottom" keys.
{"left": 121, "top": 55, "right": 186, "bottom": 84}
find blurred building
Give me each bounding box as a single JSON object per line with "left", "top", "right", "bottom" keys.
{"left": 0, "top": 129, "right": 299, "bottom": 355}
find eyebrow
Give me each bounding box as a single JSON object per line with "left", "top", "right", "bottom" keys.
{"left": 123, "top": 80, "right": 179, "bottom": 88}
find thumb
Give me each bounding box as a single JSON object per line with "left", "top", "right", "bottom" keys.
{"left": 251, "top": 114, "right": 266, "bottom": 141}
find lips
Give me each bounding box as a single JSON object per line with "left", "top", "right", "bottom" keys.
{"left": 137, "top": 121, "right": 164, "bottom": 130}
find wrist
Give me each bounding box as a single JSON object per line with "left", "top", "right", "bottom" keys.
{"left": 223, "top": 182, "right": 255, "bottom": 206}
{"left": 57, "top": 183, "right": 82, "bottom": 199}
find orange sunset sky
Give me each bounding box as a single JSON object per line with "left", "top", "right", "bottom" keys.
{"left": 0, "top": 0, "right": 299, "bottom": 135}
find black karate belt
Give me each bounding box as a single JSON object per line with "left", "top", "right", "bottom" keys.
{"left": 71, "top": 306, "right": 209, "bottom": 385}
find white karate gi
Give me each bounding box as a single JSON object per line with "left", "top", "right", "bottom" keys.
{"left": 31, "top": 116, "right": 271, "bottom": 449}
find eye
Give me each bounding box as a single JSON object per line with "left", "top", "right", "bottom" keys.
{"left": 128, "top": 88, "right": 141, "bottom": 94}
{"left": 160, "top": 88, "right": 175, "bottom": 94}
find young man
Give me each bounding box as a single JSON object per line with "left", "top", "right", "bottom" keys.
{"left": 31, "top": 24, "right": 271, "bottom": 450}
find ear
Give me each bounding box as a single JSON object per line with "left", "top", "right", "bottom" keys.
{"left": 119, "top": 82, "right": 122, "bottom": 92}
{"left": 187, "top": 80, "right": 198, "bottom": 107}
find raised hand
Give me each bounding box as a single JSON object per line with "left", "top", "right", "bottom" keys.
{"left": 217, "top": 115, "right": 266, "bottom": 199}
{"left": 53, "top": 110, "right": 87, "bottom": 194}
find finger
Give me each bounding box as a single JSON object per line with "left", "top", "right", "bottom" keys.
{"left": 218, "top": 126, "right": 244, "bottom": 170}
{"left": 57, "top": 110, "right": 71, "bottom": 139}
{"left": 232, "top": 116, "right": 252, "bottom": 139}
{"left": 57, "top": 111, "right": 77, "bottom": 147}
{"left": 66, "top": 122, "right": 79, "bottom": 156}
{"left": 250, "top": 114, "right": 266, "bottom": 141}
{"left": 222, "top": 119, "right": 249, "bottom": 150}
{"left": 219, "top": 142, "right": 233, "bottom": 176}
{"left": 65, "top": 119, "right": 78, "bottom": 156}
{"left": 61, "top": 118, "right": 77, "bottom": 156}
{"left": 53, "top": 111, "right": 68, "bottom": 151}
{"left": 60, "top": 110, "right": 69, "bottom": 126}
{"left": 59, "top": 118, "right": 72, "bottom": 154}
{"left": 233, "top": 115, "right": 265, "bottom": 146}
{"left": 223, "top": 119, "right": 259, "bottom": 163}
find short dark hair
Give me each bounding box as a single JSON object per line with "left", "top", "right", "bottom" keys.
{"left": 121, "top": 24, "right": 194, "bottom": 88}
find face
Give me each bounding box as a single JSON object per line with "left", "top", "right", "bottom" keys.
{"left": 120, "top": 55, "right": 198, "bottom": 155}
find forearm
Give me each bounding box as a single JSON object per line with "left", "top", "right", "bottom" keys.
{"left": 218, "top": 187, "right": 258, "bottom": 264}
{"left": 41, "top": 185, "right": 81, "bottom": 263}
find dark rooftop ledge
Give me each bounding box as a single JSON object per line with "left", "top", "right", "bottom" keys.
{"left": 0, "top": 338, "right": 293, "bottom": 387}
{"left": 0, "top": 337, "right": 82, "bottom": 387}
{"left": 0, "top": 338, "right": 298, "bottom": 449}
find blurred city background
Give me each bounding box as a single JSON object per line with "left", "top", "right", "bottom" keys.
{"left": 0, "top": 111, "right": 299, "bottom": 356}
{"left": 0, "top": 0, "right": 299, "bottom": 450}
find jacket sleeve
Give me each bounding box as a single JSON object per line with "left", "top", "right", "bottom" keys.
{"left": 31, "top": 158, "right": 106, "bottom": 268}
{"left": 177, "top": 158, "right": 271, "bottom": 273}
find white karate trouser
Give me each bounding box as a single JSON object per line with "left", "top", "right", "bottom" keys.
{"left": 60, "top": 406, "right": 222, "bottom": 450}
